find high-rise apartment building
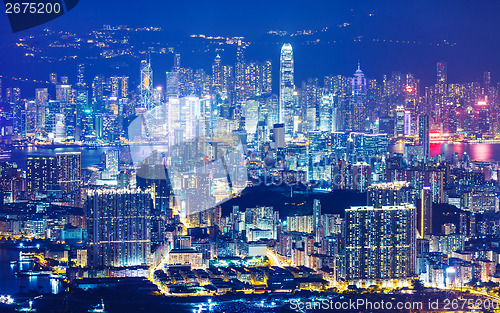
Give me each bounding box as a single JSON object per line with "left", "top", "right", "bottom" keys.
{"left": 345, "top": 204, "right": 417, "bottom": 281}
{"left": 86, "top": 188, "right": 153, "bottom": 268}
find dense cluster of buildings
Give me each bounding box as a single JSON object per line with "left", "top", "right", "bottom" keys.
{"left": 1, "top": 38, "right": 500, "bottom": 295}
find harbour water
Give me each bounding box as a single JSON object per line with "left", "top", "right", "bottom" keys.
{"left": 3, "top": 142, "right": 500, "bottom": 170}
{"left": 0, "top": 247, "right": 61, "bottom": 296}
{"left": 390, "top": 142, "right": 500, "bottom": 162}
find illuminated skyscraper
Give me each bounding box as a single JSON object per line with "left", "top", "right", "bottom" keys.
{"left": 105, "top": 149, "right": 119, "bottom": 174}
{"left": 35, "top": 88, "right": 48, "bottom": 133}
{"left": 312, "top": 199, "right": 321, "bottom": 235}
{"left": 56, "top": 84, "right": 76, "bottom": 138}
{"left": 91, "top": 75, "right": 104, "bottom": 105}
{"left": 140, "top": 58, "right": 154, "bottom": 109}
{"left": 345, "top": 204, "right": 417, "bottom": 281}
{"left": 234, "top": 38, "right": 246, "bottom": 123}
{"left": 419, "top": 186, "right": 433, "bottom": 238}
{"left": 77, "top": 63, "right": 86, "bottom": 88}
{"left": 26, "top": 156, "right": 57, "bottom": 196}
{"left": 435, "top": 61, "right": 447, "bottom": 107}
{"left": 395, "top": 106, "right": 405, "bottom": 137}
{"left": 319, "top": 93, "right": 336, "bottom": 132}
{"left": 86, "top": 188, "right": 153, "bottom": 268}
{"left": 418, "top": 113, "right": 430, "bottom": 160}
{"left": 49, "top": 73, "right": 57, "bottom": 84}
{"left": 404, "top": 110, "right": 412, "bottom": 136}
{"left": 262, "top": 60, "right": 272, "bottom": 94}
{"left": 174, "top": 53, "right": 181, "bottom": 72}
{"left": 351, "top": 63, "right": 367, "bottom": 132}
{"left": 56, "top": 152, "right": 81, "bottom": 206}
{"left": 212, "top": 54, "right": 223, "bottom": 93}
{"left": 279, "top": 43, "right": 294, "bottom": 134}
{"left": 44, "top": 100, "right": 60, "bottom": 136}
{"left": 244, "top": 99, "right": 259, "bottom": 139}
{"left": 436, "top": 61, "right": 447, "bottom": 85}
{"left": 166, "top": 71, "right": 179, "bottom": 100}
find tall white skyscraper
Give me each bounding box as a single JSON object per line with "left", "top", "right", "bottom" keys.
{"left": 351, "top": 63, "right": 367, "bottom": 132}
{"left": 279, "top": 43, "right": 294, "bottom": 134}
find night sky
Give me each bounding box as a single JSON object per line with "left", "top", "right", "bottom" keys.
{"left": 1, "top": 0, "right": 500, "bottom": 85}
{"left": 0, "top": 0, "right": 496, "bottom": 38}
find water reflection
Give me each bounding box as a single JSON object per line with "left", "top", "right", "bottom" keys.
{"left": 0, "top": 248, "right": 61, "bottom": 295}
{"left": 391, "top": 142, "right": 500, "bottom": 162}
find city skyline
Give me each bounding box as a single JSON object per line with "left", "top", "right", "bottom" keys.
{"left": 2, "top": 2, "right": 500, "bottom": 312}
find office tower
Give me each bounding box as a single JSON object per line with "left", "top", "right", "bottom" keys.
{"left": 243, "top": 62, "right": 259, "bottom": 98}
{"left": 174, "top": 53, "right": 181, "bottom": 72}
{"left": 49, "top": 73, "right": 57, "bottom": 84}
{"left": 140, "top": 59, "right": 153, "bottom": 109}
{"left": 178, "top": 67, "right": 194, "bottom": 97}
{"left": 303, "top": 78, "right": 320, "bottom": 132}
{"left": 419, "top": 186, "right": 433, "bottom": 238}
{"left": 395, "top": 106, "right": 405, "bottom": 137}
{"left": 403, "top": 74, "right": 419, "bottom": 121}
{"left": 234, "top": 38, "right": 245, "bottom": 105}
{"left": 436, "top": 61, "right": 447, "bottom": 85}
{"left": 435, "top": 61, "right": 447, "bottom": 106}
{"left": 91, "top": 75, "right": 105, "bottom": 106}
{"left": 60, "top": 76, "right": 69, "bottom": 84}
{"left": 166, "top": 71, "right": 179, "bottom": 100}
{"left": 319, "top": 93, "right": 335, "bottom": 132}
{"left": 194, "top": 68, "right": 210, "bottom": 97}
{"left": 44, "top": 100, "right": 60, "bottom": 136}
{"left": 222, "top": 64, "right": 234, "bottom": 95}
{"left": 56, "top": 152, "right": 81, "bottom": 205}
{"left": 76, "top": 87, "right": 89, "bottom": 128}
{"left": 484, "top": 72, "right": 491, "bottom": 89}
{"left": 26, "top": 156, "right": 57, "bottom": 196}
{"left": 212, "top": 54, "right": 223, "bottom": 93}
{"left": 12, "top": 87, "right": 21, "bottom": 102}
{"left": 279, "top": 43, "right": 294, "bottom": 133}
{"left": 351, "top": 63, "right": 367, "bottom": 132}
{"left": 120, "top": 76, "right": 129, "bottom": 98}
{"left": 56, "top": 84, "right": 72, "bottom": 102}
{"left": 404, "top": 110, "right": 411, "bottom": 136}
{"left": 110, "top": 76, "right": 120, "bottom": 98}
{"left": 12, "top": 100, "right": 26, "bottom": 139}
{"left": 367, "top": 182, "right": 411, "bottom": 208}
{"left": 34, "top": 88, "right": 47, "bottom": 133}
{"left": 56, "top": 84, "right": 76, "bottom": 138}
{"left": 86, "top": 188, "right": 153, "bottom": 268}
{"left": 345, "top": 204, "right": 417, "bottom": 281}
{"left": 418, "top": 113, "right": 430, "bottom": 160}
{"left": 272, "top": 123, "right": 285, "bottom": 149}
{"left": 105, "top": 149, "right": 119, "bottom": 174}
{"left": 262, "top": 60, "right": 272, "bottom": 94}
{"left": 25, "top": 100, "right": 37, "bottom": 135}
{"left": 77, "top": 64, "right": 86, "bottom": 87}
{"left": 244, "top": 99, "right": 259, "bottom": 139}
